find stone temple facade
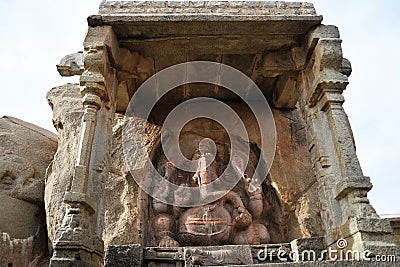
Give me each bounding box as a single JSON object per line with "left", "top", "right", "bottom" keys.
{"left": 1, "top": 1, "right": 399, "bottom": 267}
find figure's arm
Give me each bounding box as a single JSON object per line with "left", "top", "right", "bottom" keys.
{"left": 232, "top": 154, "right": 245, "bottom": 178}
{"left": 192, "top": 156, "right": 204, "bottom": 185}
{"left": 220, "top": 191, "right": 253, "bottom": 228}
{"left": 234, "top": 206, "right": 253, "bottom": 228}
{"left": 244, "top": 176, "right": 264, "bottom": 220}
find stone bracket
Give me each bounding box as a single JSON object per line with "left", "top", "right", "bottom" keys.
{"left": 264, "top": 25, "right": 346, "bottom": 109}
{"left": 273, "top": 75, "right": 299, "bottom": 108}
{"left": 57, "top": 52, "right": 84, "bottom": 77}
{"left": 304, "top": 35, "right": 349, "bottom": 108}
{"left": 262, "top": 48, "right": 304, "bottom": 78}
{"left": 83, "top": 26, "right": 153, "bottom": 83}
{"left": 335, "top": 176, "right": 373, "bottom": 200}
{"left": 314, "top": 38, "right": 343, "bottom": 70}
{"left": 304, "top": 25, "right": 340, "bottom": 60}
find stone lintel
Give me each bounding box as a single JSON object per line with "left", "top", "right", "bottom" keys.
{"left": 92, "top": 3, "right": 322, "bottom": 56}
{"left": 335, "top": 176, "right": 372, "bottom": 200}
{"left": 97, "top": 14, "right": 322, "bottom": 23}
{"left": 99, "top": 17, "right": 322, "bottom": 55}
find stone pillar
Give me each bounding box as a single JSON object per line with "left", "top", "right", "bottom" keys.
{"left": 299, "top": 25, "right": 396, "bottom": 256}
{"left": 50, "top": 26, "right": 119, "bottom": 266}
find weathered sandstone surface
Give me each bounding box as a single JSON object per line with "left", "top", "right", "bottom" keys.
{"left": 45, "top": 84, "right": 161, "bottom": 249}
{"left": 0, "top": 116, "right": 57, "bottom": 266}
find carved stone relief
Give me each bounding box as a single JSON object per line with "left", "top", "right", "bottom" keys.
{"left": 148, "top": 119, "right": 283, "bottom": 247}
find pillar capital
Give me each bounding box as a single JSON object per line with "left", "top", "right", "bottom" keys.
{"left": 82, "top": 92, "right": 102, "bottom": 109}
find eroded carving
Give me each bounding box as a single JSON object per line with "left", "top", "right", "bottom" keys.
{"left": 150, "top": 138, "right": 271, "bottom": 247}
{"left": 57, "top": 52, "right": 84, "bottom": 77}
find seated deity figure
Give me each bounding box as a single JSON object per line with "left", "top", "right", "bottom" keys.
{"left": 152, "top": 142, "right": 270, "bottom": 247}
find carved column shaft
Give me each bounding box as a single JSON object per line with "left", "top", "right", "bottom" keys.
{"left": 50, "top": 86, "right": 105, "bottom": 266}
{"left": 50, "top": 27, "right": 116, "bottom": 267}
{"left": 50, "top": 25, "right": 139, "bottom": 266}
{"left": 72, "top": 93, "right": 102, "bottom": 195}
{"left": 321, "top": 92, "right": 361, "bottom": 177}
{"left": 303, "top": 101, "right": 344, "bottom": 244}
{"left": 299, "top": 27, "right": 396, "bottom": 254}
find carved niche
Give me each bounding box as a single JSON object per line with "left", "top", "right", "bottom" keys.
{"left": 146, "top": 118, "right": 283, "bottom": 247}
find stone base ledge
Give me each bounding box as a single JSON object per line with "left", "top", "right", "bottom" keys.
{"left": 349, "top": 217, "right": 393, "bottom": 235}
{"left": 104, "top": 238, "right": 327, "bottom": 266}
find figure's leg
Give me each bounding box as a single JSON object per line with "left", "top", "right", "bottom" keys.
{"left": 153, "top": 214, "right": 179, "bottom": 247}
{"left": 232, "top": 223, "right": 270, "bottom": 245}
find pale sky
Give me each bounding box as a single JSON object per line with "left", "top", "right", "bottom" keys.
{"left": 0, "top": 0, "right": 399, "bottom": 214}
